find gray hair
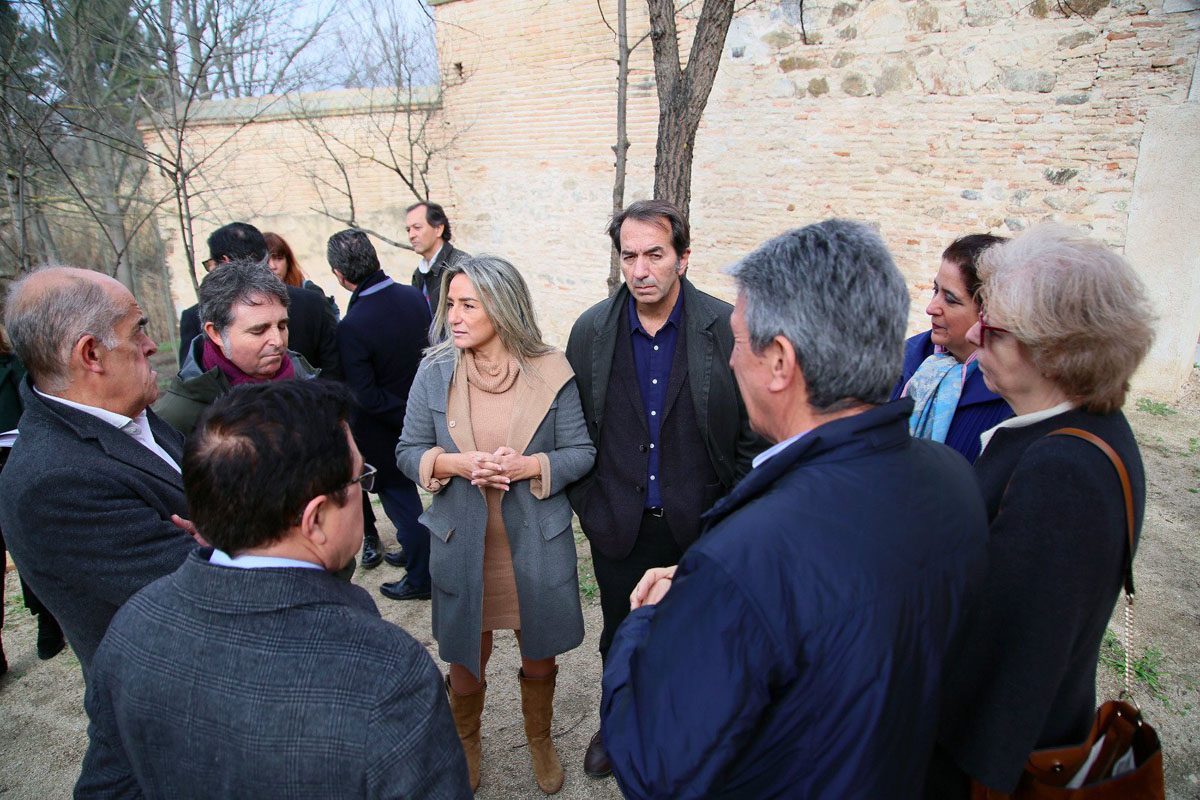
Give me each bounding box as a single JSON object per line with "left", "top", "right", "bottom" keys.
{"left": 726, "top": 219, "right": 909, "bottom": 411}
{"left": 3, "top": 266, "right": 124, "bottom": 393}
{"left": 978, "top": 223, "right": 1154, "bottom": 414}
{"left": 427, "top": 255, "right": 554, "bottom": 370}
{"left": 199, "top": 257, "right": 290, "bottom": 338}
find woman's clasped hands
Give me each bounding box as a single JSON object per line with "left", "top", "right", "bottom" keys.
{"left": 460, "top": 446, "right": 540, "bottom": 490}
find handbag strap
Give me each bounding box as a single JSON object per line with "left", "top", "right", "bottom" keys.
{"left": 1047, "top": 428, "right": 1135, "bottom": 595}
{"left": 1048, "top": 427, "right": 1137, "bottom": 700}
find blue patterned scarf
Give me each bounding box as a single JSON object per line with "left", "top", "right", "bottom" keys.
{"left": 903, "top": 350, "right": 979, "bottom": 443}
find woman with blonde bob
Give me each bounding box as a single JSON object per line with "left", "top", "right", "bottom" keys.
{"left": 396, "top": 256, "right": 595, "bottom": 794}
{"left": 928, "top": 223, "right": 1154, "bottom": 796}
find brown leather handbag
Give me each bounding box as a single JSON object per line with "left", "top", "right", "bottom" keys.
{"left": 970, "top": 428, "right": 1165, "bottom": 800}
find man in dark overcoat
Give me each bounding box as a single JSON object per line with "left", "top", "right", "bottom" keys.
{"left": 0, "top": 266, "right": 195, "bottom": 677}
{"left": 406, "top": 201, "right": 470, "bottom": 314}
{"left": 76, "top": 380, "right": 470, "bottom": 799}
{"left": 565, "top": 199, "right": 761, "bottom": 776}
{"left": 328, "top": 229, "right": 434, "bottom": 599}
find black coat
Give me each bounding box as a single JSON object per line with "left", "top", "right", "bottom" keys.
{"left": 337, "top": 271, "right": 431, "bottom": 489}
{"left": 411, "top": 241, "right": 470, "bottom": 315}
{"left": 565, "top": 279, "right": 762, "bottom": 555}
{"left": 935, "top": 407, "right": 1146, "bottom": 792}
{"left": 178, "top": 285, "right": 340, "bottom": 378}
{"left": 0, "top": 379, "right": 193, "bottom": 675}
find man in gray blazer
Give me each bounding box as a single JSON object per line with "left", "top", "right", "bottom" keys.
{"left": 77, "top": 380, "right": 470, "bottom": 799}
{"left": 0, "top": 267, "right": 195, "bottom": 677}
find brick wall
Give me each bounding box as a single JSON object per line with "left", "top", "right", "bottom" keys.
{"left": 152, "top": 0, "right": 1199, "bottom": 389}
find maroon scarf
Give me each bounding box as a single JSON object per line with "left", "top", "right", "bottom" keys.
{"left": 201, "top": 337, "right": 295, "bottom": 386}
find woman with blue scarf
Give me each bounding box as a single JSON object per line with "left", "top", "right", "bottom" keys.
{"left": 892, "top": 235, "right": 1012, "bottom": 462}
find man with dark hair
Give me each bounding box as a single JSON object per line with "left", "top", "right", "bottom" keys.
{"left": 565, "top": 199, "right": 761, "bottom": 777}
{"left": 177, "top": 222, "right": 339, "bottom": 378}
{"left": 0, "top": 267, "right": 194, "bottom": 677}
{"left": 328, "top": 229, "right": 434, "bottom": 598}
{"left": 76, "top": 380, "right": 470, "bottom": 799}
{"left": 155, "top": 258, "right": 319, "bottom": 435}
{"left": 405, "top": 201, "right": 470, "bottom": 313}
{"left": 600, "top": 220, "right": 987, "bottom": 799}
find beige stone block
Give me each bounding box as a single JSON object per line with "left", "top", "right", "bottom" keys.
{"left": 963, "top": 48, "right": 998, "bottom": 89}
{"left": 1125, "top": 103, "right": 1200, "bottom": 399}
{"left": 915, "top": 49, "right": 971, "bottom": 94}
{"left": 856, "top": 0, "right": 910, "bottom": 37}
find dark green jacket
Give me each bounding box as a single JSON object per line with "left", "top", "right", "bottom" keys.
{"left": 153, "top": 336, "right": 319, "bottom": 436}
{"left": 0, "top": 353, "right": 26, "bottom": 431}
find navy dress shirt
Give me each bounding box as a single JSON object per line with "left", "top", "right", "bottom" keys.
{"left": 628, "top": 291, "right": 683, "bottom": 509}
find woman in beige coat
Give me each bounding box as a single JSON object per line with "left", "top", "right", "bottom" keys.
{"left": 396, "top": 255, "right": 595, "bottom": 794}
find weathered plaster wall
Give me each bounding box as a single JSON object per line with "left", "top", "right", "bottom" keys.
{"left": 1124, "top": 102, "right": 1200, "bottom": 395}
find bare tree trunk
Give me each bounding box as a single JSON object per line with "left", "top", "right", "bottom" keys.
{"left": 646, "top": 0, "right": 735, "bottom": 219}
{"left": 33, "top": 208, "right": 59, "bottom": 263}
{"left": 608, "top": 0, "right": 631, "bottom": 297}
{"left": 4, "top": 169, "right": 27, "bottom": 270}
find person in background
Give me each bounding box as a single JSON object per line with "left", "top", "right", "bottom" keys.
{"left": 327, "top": 229, "right": 432, "bottom": 586}
{"left": 0, "top": 326, "right": 65, "bottom": 674}
{"left": 264, "top": 231, "right": 339, "bottom": 320}
{"left": 76, "top": 380, "right": 470, "bottom": 800}
{"left": 893, "top": 234, "right": 1012, "bottom": 462}
{"left": 0, "top": 267, "right": 193, "bottom": 678}
{"left": 600, "top": 220, "right": 988, "bottom": 799}
{"left": 396, "top": 256, "right": 595, "bottom": 794}
{"left": 928, "top": 224, "right": 1154, "bottom": 797}
{"left": 406, "top": 201, "right": 470, "bottom": 314}
{"left": 155, "top": 258, "right": 318, "bottom": 436}
{"left": 178, "top": 223, "right": 339, "bottom": 378}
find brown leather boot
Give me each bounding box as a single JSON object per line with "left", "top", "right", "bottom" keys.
{"left": 446, "top": 675, "right": 485, "bottom": 791}
{"left": 518, "top": 666, "right": 564, "bottom": 794}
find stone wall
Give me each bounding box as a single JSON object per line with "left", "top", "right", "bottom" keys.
{"left": 154, "top": 0, "right": 1200, "bottom": 395}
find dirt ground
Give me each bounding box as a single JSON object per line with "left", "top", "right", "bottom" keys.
{"left": 1, "top": 370, "right": 1197, "bottom": 799}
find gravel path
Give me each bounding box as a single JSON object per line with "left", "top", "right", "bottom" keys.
{"left": 3, "top": 373, "right": 1197, "bottom": 798}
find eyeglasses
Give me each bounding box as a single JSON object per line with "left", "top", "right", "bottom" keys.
{"left": 349, "top": 463, "right": 377, "bottom": 493}
{"left": 290, "top": 463, "right": 376, "bottom": 526}
{"left": 977, "top": 313, "right": 1010, "bottom": 347}
{"left": 201, "top": 257, "right": 218, "bottom": 272}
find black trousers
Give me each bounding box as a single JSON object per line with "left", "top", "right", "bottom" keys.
{"left": 591, "top": 510, "right": 683, "bottom": 664}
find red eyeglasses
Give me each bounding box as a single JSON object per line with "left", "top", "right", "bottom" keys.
{"left": 977, "top": 313, "right": 1009, "bottom": 346}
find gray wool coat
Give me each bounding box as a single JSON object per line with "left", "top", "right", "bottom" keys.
{"left": 396, "top": 350, "right": 595, "bottom": 677}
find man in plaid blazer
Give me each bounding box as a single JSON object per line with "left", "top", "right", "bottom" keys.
{"left": 76, "top": 381, "right": 470, "bottom": 799}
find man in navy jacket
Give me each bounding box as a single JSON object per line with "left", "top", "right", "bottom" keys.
{"left": 601, "top": 220, "right": 988, "bottom": 799}
{"left": 328, "top": 229, "right": 433, "bottom": 600}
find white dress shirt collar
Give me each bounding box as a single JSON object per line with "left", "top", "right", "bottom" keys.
{"left": 978, "top": 400, "right": 1075, "bottom": 455}
{"left": 209, "top": 549, "right": 323, "bottom": 570}
{"left": 34, "top": 388, "right": 181, "bottom": 473}
{"left": 417, "top": 243, "right": 444, "bottom": 274}
{"left": 752, "top": 430, "right": 810, "bottom": 470}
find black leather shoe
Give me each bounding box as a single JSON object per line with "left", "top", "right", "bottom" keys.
{"left": 383, "top": 550, "right": 407, "bottom": 568}
{"left": 379, "top": 579, "right": 431, "bottom": 601}
{"left": 36, "top": 614, "right": 66, "bottom": 661}
{"left": 361, "top": 534, "right": 383, "bottom": 569}
{"left": 583, "top": 728, "right": 612, "bottom": 778}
